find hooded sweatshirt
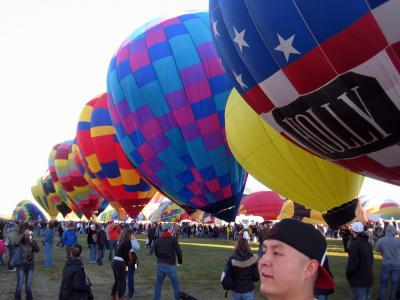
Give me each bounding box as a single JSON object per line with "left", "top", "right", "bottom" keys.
{"left": 375, "top": 225, "right": 400, "bottom": 265}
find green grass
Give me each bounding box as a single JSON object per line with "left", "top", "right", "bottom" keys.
{"left": 0, "top": 235, "right": 385, "bottom": 299}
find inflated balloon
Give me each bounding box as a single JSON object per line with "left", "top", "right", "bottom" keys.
{"left": 48, "top": 144, "right": 75, "bottom": 216}
{"left": 12, "top": 200, "right": 47, "bottom": 223}
{"left": 225, "top": 89, "right": 364, "bottom": 228}
{"left": 31, "top": 175, "right": 59, "bottom": 218}
{"left": 210, "top": 0, "right": 400, "bottom": 186}
{"left": 361, "top": 195, "right": 400, "bottom": 221}
{"left": 278, "top": 200, "right": 326, "bottom": 225}
{"left": 107, "top": 12, "right": 247, "bottom": 221}
{"left": 76, "top": 93, "right": 156, "bottom": 218}
{"left": 239, "top": 191, "right": 284, "bottom": 221}
{"left": 53, "top": 140, "right": 104, "bottom": 219}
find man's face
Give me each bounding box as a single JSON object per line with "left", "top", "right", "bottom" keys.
{"left": 258, "top": 239, "right": 311, "bottom": 298}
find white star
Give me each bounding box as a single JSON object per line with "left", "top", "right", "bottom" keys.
{"left": 233, "top": 72, "right": 248, "bottom": 89}
{"left": 212, "top": 18, "right": 219, "bottom": 37}
{"left": 274, "top": 33, "right": 300, "bottom": 62}
{"left": 233, "top": 27, "right": 249, "bottom": 53}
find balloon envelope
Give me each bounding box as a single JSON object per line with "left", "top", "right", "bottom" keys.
{"left": 210, "top": 0, "right": 400, "bottom": 186}
{"left": 31, "top": 174, "right": 59, "bottom": 218}
{"left": 107, "top": 12, "right": 247, "bottom": 221}
{"left": 76, "top": 93, "right": 156, "bottom": 218}
{"left": 278, "top": 200, "right": 326, "bottom": 225}
{"left": 225, "top": 89, "right": 364, "bottom": 225}
{"left": 239, "top": 191, "right": 284, "bottom": 220}
{"left": 12, "top": 200, "right": 47, "bottom": 223}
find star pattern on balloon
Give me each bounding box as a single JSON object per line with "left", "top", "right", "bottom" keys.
{"left": 233, "top": 27, "right": 249, "bottom": 53}
{"left": 233, "top": 71, "right": 247, "bottom": 89}
{"left": 274, "top": 33, "right": 301, "bottom": 62}
{"left": 212, "top": 18, "right": 219, "bottom": 37}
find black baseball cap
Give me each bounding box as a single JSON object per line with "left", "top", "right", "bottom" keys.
{"left": 266, "top": 219, "right": 334, "bottom": 289}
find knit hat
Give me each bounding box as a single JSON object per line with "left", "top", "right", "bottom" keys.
{"left": 351, "top": 221, "right": 364, "bottom": 233}
{"left": 266, "top": 219, "right": 334, "bottom": 290}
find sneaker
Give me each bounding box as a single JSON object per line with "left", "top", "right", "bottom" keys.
{"left": 8, "top": 268, "right": 16, "bottom": 272}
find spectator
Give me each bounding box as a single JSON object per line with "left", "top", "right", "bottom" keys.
{"left": 43, "top": 222, "right": 55, "bottom": 267}
{"left": 15, "top": 228, "right": 40, "bottom": 300}
{"left": 59, "top": 243, "right": 93, "bottom": 300}
{"left": 258, "top": 219, "right": 334, "bottom": 300}
{"left": 375, "top": 224, "right": 400, "bottom": 299}
{"left": 62, "top": 222, "right": 77, "bottom": 259}
{"left": 127, "top": 229, "right": 140, "bottom": 300}
{"left": 87, "top": 224, "right": 98, "bottom": 263}
{"left": 108, "top": 221, "right": 121, "bottom": 261}
{"left": 153, "top": 223, "right": 182, "bottom": 300}
{"left": 0, "top": 233, "right": 5, "bottom": 265}
{"left": 224, "top": 236, "right": 259, "bottom": 299}
{"left": 96, "top": 224, "right": 107, "bottom": 266}
{"left": 6, "top": 224, "right": 21, "bottom": 271}
{"left": 346, "top": 221, "right": 374, "bottom": 300}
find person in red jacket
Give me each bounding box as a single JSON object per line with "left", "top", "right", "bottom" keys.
{"left": 108, "top": 221, "right": 121, "bottom": 261}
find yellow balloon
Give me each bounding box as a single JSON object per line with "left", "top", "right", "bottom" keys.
{"left": 277, "top": 200, "right": 326, "bottom": 225}
{"left": 31, "top": 176, "right": 59, "bottom": 219}
{"left": 225, "top": 89, "right": 364, "bottom": 214}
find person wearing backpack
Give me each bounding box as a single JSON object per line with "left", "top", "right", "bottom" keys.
{"left": 222, "top": 236, "right": 259, "bottom": 299}
{"left": 59, "top": 243, "right": 93, "bottom": 300}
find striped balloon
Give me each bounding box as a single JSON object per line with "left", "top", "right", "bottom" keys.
{"left": 107, "top": 12, "right": 247, "bottom": 221}
{"left": 13, "top": 200, "right": 47, "bottom": 223}
{"left": 53, "top": 140, "right": 104, "bottom": 219}
{"left": 76, "top": 93, "right": 156, "bottom": 218}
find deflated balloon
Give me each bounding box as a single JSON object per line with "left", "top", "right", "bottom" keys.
{"left": 107, "top": 12, "right": 247, "bottom": 221}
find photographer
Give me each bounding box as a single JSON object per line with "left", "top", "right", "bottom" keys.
{"left": 15, "top": 228, "right": 40, "bottom": 300}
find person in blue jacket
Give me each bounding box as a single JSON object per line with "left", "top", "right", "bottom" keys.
{"left": 62, "top": 222, "right": 77, "bottom": 259}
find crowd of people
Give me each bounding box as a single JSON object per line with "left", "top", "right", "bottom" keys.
{"left": 1, "top": 218, "right": 400, "bottom": 300}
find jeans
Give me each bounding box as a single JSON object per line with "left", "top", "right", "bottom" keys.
{"left": 127, "top": 265, "right": 135, "bottom": 297}
{"left": 108, "top": 240, "right": 117, "bottom": 261}
{"left": 8, "top": 246, "right": 15, "bottom": 270}
{"left": 316, "top": 295, "right": 329, "bottom": 300}
{"left": 111, "top": 259, "right": 127, "bottom": 297}
{"left": 97, "top": 245, "right": 105, "bottom": 265}
{"left": 89, "top": 244, "right": 97, "bottom": 262}
{"left": 44, "top": 242, "right": 52, "bottom": 267}
{"left": 351, "top": 287, "right": 371, "bottom": 300}
{"left": 15, "top": 264, "right": 34, "bottom": 300}
{"left": 231, "top": 290, "right": 255, "bottom": 300}
{"left": 0, "top": 252, "right": 3, "bottom": 265}
{"left": 378, "top": 263, "right": 400, "bottom": 300}
{"left": 154, "top": 263, "right": 180, "bottom": 300}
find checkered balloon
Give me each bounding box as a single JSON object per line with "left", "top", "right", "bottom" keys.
{"left": 210, "top": 0, "right": 400, "bottom": 185}
{"left": 31, "top": 174, "right": 59, "bottom": 218}
{"left": 76, "top": 93, "right": 156, "bottom": 219}
{"left": 107, "top": 12, "right": 247, "bottom": 222}
{"left": 12, "top": 200, "right": 47, "bottom": 223}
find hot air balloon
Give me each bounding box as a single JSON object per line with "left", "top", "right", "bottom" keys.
{"left": 31, "top": 175, "right": 59, "bottom": 219}
{"left": 48, "top": 144, "right": 76, "bottom": 217}
{"left": 53, "top": 140, "right": 104, "bottom": 219}
{"left": 278, "top": 200, "right": 326, "bottom": 225}
{"left": 12, "top": 200, "right": 47, "bottom": 223}
{"left": 107, "top": 12, "right": 247, "bottom": 221}
{"left": 361, "top": 195, "right": 400, "bottom": 221}
{"left": 76, "top": 93, "right": 156, "bottom": 218}
{"left": 239, "top": 191, "right": 284, "bottom": 221}
{"left": 225, "top": 89, "right": 364, "bottom": 228}
{"left": 210, "top": 0, "right": 400, "bottom": 186}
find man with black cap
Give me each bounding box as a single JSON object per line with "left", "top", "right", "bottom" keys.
{"left": 153, "top": 223, "right": 182, "bottom": 300}
{"left": 258, "top": 218, "right": 334, "bottom": 300}
{"left": 346, "top": 221, "right": 374, "bottom": 299}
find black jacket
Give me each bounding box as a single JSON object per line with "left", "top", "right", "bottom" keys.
{"left": 97, "top": 230, "right": 107, "bottom": 247}
{"left": 346, "top": 233, "right": 374, "bottom": 287}
{"left": 59, "top": 258, "right": 92, "bottom": 300}
{"left": 228, "top": 250, "right": 259, "bottom": 293}
{"left": 154, "top": 232, "right": 182, "bottom": 265}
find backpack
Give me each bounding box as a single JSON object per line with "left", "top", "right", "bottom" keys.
{"left": 221, "top": 259, "right": 234, "bottom": 297}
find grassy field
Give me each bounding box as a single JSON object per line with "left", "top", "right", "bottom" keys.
{"left": 0, "top": 235, "right": 384, "bottom": 299}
